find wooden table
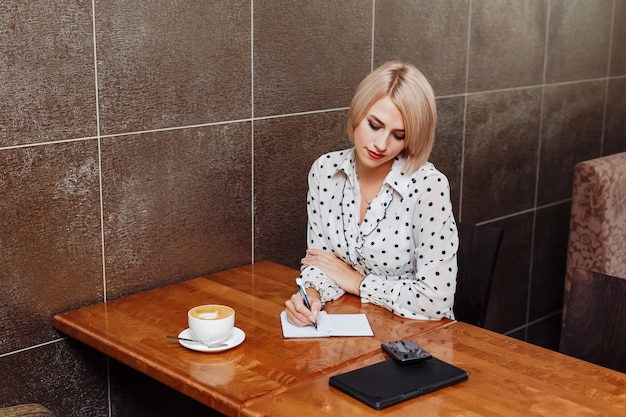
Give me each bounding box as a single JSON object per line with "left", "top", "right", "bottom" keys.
{"left": 56, "top": 261, "right": 626, "bottom": 416}
{"left": 53, "top": 261, "right": 450, "bottom": 417}
{"left": 242, "top": 320, "right": 626, "bottom": 417}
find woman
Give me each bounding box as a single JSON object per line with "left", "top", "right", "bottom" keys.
{"left": 285, "top": 61, "right": 458, "bottom": 328}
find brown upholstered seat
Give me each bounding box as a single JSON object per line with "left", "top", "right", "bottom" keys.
{"left": 563, "top": 152, "right": 626, "bottom": 318}
{"left": 560, "top": 268, "right": 626, "bottom": 373}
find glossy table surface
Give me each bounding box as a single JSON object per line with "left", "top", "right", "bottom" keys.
{"left": 53, "top": 261, "right": 450, "bottom": 417}
{"left": 242, "top": 320, "right": 626, "bottom": 417}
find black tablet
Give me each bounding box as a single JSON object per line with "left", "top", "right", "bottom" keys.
{"left": 329, "top": 357, "right": 468, "bottom": 410}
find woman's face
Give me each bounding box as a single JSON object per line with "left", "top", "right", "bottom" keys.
{"left": 353, "top": 96, "right": 406, "bottom": 173}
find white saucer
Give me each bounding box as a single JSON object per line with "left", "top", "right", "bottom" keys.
{"left": 177, "top": 327, "right": 245, "bottom": 352}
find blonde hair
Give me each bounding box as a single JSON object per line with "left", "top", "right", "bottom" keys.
{"left": 347, "top": 61, "right": 437, "bottom": 173}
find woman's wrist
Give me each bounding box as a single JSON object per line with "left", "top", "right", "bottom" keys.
{"left": 344, "top": 270, "right": 364, "bottom": 295}
{"left": 305, "top": 287, "right": 320, "bottom": 300}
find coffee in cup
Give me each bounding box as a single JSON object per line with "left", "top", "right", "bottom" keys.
{"left": 188, "top": 304, "right": 235, "bottom": 344}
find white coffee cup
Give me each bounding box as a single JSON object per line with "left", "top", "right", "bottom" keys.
{"left": 188, "top": 304, "right": 235, "bottom": 344}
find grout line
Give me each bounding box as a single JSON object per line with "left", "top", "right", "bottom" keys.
{"left": 90, "top": 2, "right": 112, "bottom": 416}
{"left": 524, "top": 0, "right": 553, "bottom": 341}
{"left": 0, "top": 136, "right": 99, "bottom": 151}
{"left": 474, "top": 197, "right": 571, "bottom": 227}
{"left": 251, "top": 0, "right": 255, "bottom": 264}
{"left": 503, "top": 310, "right": 563, "bottom": 337}
{"left": 254, "top": 107, "right": 349, "bottom": 120}
{"left": 436, "top": 75, "right": 623, "bottom": 101}
{"left": 458, "top": 0, "right": 473, "bottom": 221}
{"left": 0, "top": 107, "right": 352, "bottom": 152}
{"left": 606, "top": 0, "right": 617, "bottom": 78}
{"left": 90, "top": 0, "right": 107, "bottom": 305}
{"left": 96, "top": 117, "right": 255, "bottom": 138}
{"left": 0, "top": 338, "right": 64, "bottom": 359}
{"left": 535, "top": 197, "right": 572, "bottom": 209}
{"left": 600, "top": 0, "right": 618, "bottom": 156}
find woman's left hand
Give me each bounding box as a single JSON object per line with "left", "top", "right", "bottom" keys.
{"left": 301, "top": 249, "right": 363, "bottom": 295}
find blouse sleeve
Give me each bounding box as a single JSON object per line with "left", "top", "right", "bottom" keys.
{"left": 359, "top": 173, "right": 458, "bottom": 320}
{"left": 299, "top": 160, "right": 345, "bottom": 304}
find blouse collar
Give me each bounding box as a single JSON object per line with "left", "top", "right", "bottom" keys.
{"left": 336, "top": 148, "right": 415, "bottom": 199}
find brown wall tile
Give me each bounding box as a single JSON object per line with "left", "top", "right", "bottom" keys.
{"left": 462, "top": 88, "right": 542, "bottom": 223}
{"left": 538, "top": 81, "right": 605, "bottom": 205}
{"left": 254, "top": 111, "right": 349, "bottom": 269}
{"left": 95, "top": 0, "right": 251, "bottom": 134}
{"left": 375, "top": 0, "right": 470, "bottom": 96}
{"left": 0, "top": 1, "right": 97, "bottom": 146}
{"left": 101, "top": 124, "right": 253, "bottom": 299}
{"left": 611, "top": 0, "right": 626, "bottom": 76}
{"left": 468, "top": 0, "right": 547, "bottom": 91}
{"left": 253, "top": 0, "right": 371, "bottom": 116}
{"left": 0, "top": 141, "right": 103, "bottom": 353}
{"left": 605, "top": 77, "right": 626, "bottom": 154}
{"left": 431, "top": 96, "right": 464, "bottom": 217}
{"left": 546, "top": 0, "right": 613, "bottom": 83}
{"left": 0, "top": 341, "right": 108, "bottom": 417}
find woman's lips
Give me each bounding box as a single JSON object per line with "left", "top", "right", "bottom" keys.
{"left": 367, "top": 149, "right": 384, "bottom": 160}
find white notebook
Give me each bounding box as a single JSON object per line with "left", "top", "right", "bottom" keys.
{"left": 280, "top": 310, "right": 374, "bottom": 338}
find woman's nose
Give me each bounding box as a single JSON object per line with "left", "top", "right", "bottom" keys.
{"left": 374, "top": 133, "right": 388, "bottom": 151}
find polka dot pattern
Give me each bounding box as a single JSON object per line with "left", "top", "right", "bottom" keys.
{"left": 300, "top": 148, "right": 459, "bottom": 320}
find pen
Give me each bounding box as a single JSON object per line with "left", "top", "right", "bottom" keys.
{"left": 295, "top": 278, "right": 318, "bottom": 330}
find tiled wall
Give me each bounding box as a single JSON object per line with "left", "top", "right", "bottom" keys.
{"left": 1, "top": 1, "right": 624, "bottom": 416}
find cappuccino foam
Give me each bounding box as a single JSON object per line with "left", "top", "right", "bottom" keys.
{"left": 190, "top": 305, "right": 233, "bottom": 320}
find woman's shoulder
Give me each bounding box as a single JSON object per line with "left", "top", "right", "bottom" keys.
{"left": 398, "top": 162, "right": 450, "bottom": 198}
{"left": 408, "top": 161, "right": 448, "bottom": 182}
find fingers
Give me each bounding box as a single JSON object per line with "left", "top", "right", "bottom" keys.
{"left": 285, "top": 293, "right": 319, "bottom": 327}
{"left": 301, "top": 249, "right": 333, "bottom": 268}
{"left": 309, "top": 297, "right": 322, "bottom": 320}
{"left": 284, "top": 308, "right": 309, "bottom": 327}
{"left": 300, "top": 249, "right": 313, "bottom": 266}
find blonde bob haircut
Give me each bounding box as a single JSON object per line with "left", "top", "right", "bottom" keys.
{"left": 347, "top": 61, "right": 437, "bottom": 173}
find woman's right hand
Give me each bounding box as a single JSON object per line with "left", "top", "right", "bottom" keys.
{"left": 284, "top": 287, "right": 322, "bottom": 327}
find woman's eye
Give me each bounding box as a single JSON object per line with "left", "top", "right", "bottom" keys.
{"left": 394, "top": 133, "right": 406, "bottom": 140}
{"left": 368, "top": 120, "right": 380, "bottom": 130}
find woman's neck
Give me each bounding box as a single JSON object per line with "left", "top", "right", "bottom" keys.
{"left": 355, "top": 159, "right": 393, "bottom": 185}
{"left": 356, "top": 158, "right": 393, "bottom": 225}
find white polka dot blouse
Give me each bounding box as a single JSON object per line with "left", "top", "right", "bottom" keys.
{"left": 299, "top": 148, "right": 459, "bottom": 320}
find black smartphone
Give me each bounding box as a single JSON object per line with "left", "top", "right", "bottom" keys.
{"left": 381, "top": 339, "right": 432, "bottom": 363}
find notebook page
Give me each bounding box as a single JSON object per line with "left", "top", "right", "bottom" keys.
{"left": 327, "top": 314, "right": 374, "bottom": 336}
{"left": 280, "top": 311, "right": 374, "bottom": 338}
